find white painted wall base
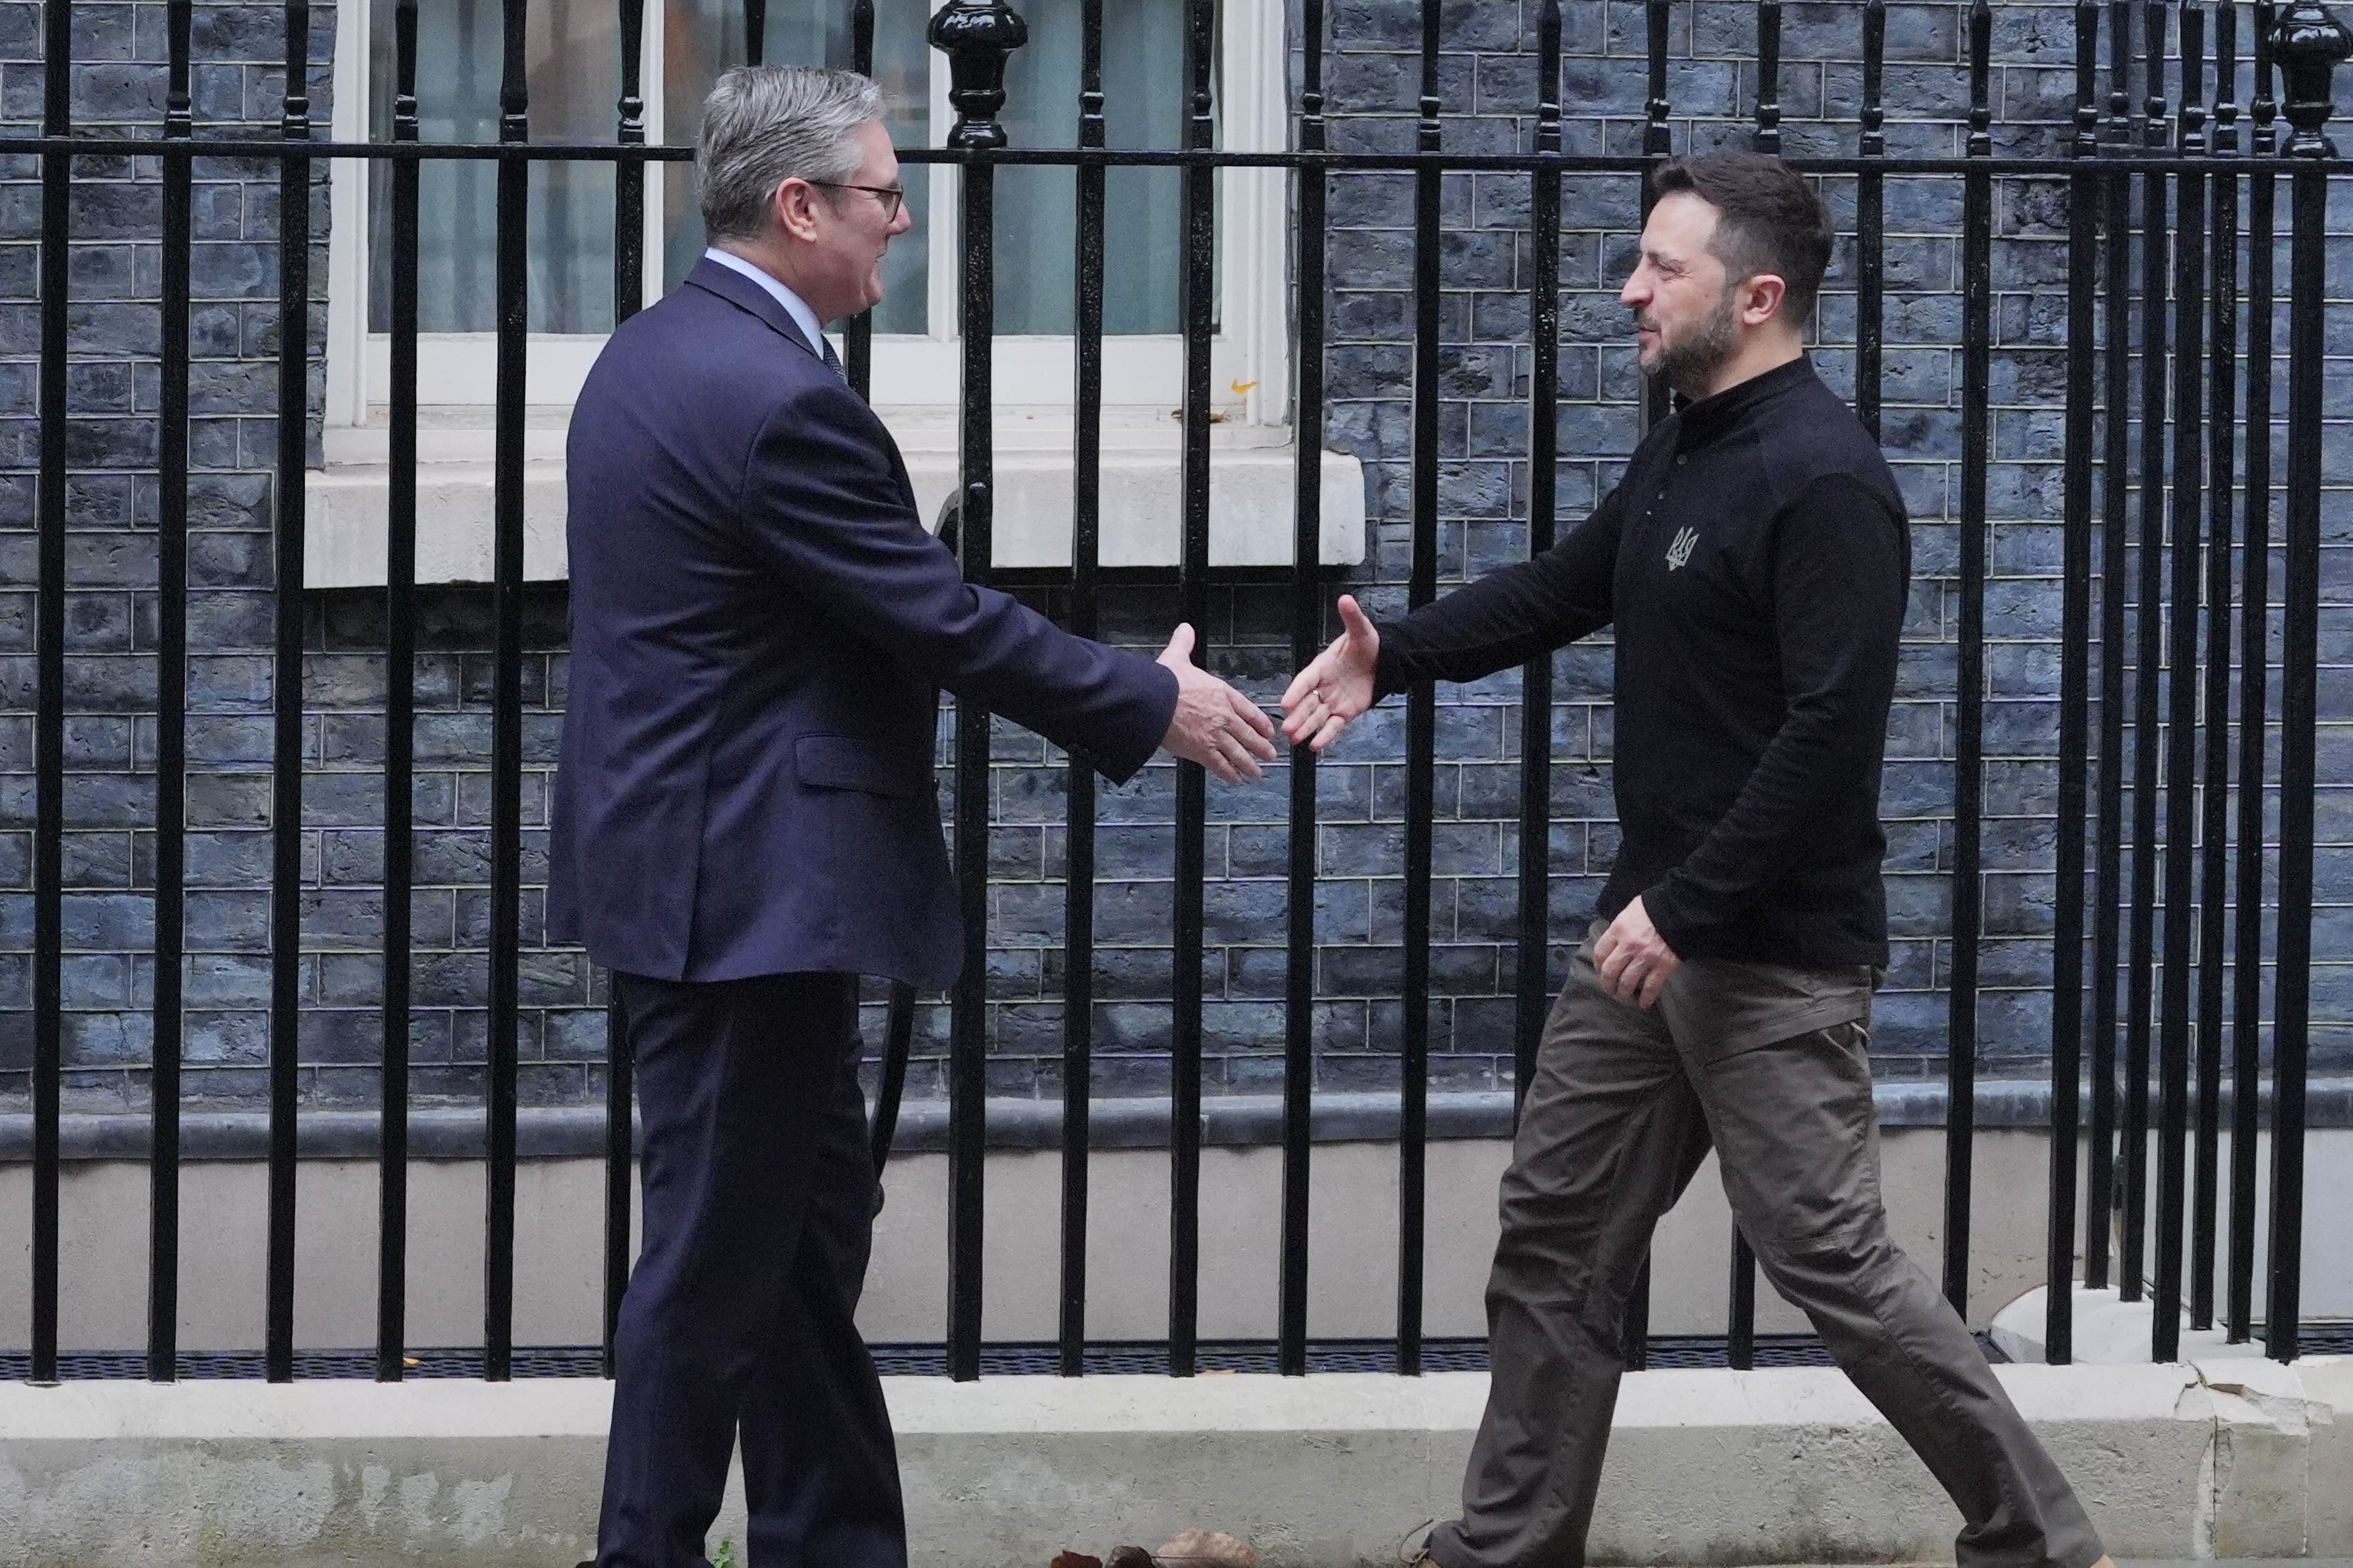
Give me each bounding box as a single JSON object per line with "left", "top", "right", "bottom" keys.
{"left": 1, "top": 1358, "right": 2347, "bottom": 1568}
{"left": 6, "top": 1127, "right": 2345, "bottom": 1354}
{"left": 1992, "top": 1286, "right": 2279, "bottom": 1365}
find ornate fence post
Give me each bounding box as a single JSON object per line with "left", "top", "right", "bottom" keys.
{"left": 927, "top": 0, "right": 1025, "bottom": 1383}
{"left": 2274, "top": 3, "right": 2352, "bottom": 152}
{"left": 929, "top": 0, "right": 1028, "bottom": 148}
{"left": 2265, "top": 0, "right": 2347, "bottom": 1363}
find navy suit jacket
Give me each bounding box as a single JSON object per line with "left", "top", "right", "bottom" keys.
{"left": 548, "top": 258, "right": 1179, "bottom": 987}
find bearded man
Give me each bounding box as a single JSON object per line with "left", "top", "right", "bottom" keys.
{"left": 1280, "top": 152, "right": 2114, "bottom": 1568}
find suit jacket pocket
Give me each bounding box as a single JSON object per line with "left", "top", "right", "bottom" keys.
{"left": 795, "top": 734, "right": 922, "bottom": 799}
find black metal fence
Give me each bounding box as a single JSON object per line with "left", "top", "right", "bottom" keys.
{"left": 14, "top": 0, "right": 2353, "bottom": 1385}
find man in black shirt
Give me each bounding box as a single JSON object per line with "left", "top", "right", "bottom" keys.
{"left": 1282, "top": 154, "right": 2110, "bottom": 1568}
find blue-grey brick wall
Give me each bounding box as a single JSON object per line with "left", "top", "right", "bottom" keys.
{"left": 1, "top": 0, "right": 333, "bottom": 1107}
{"left": 4, "top": 0, "right": 2349, "bottom": 1120}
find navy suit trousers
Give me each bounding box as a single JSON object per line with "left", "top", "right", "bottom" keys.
{"left": 596, "top": 971, "right": 907, "bottom": 1568}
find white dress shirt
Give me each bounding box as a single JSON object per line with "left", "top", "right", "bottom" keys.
{"left": 702, "top": 246, "right": 828, "bottom": 360}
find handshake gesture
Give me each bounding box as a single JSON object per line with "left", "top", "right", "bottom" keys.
{"left": 1151, "top": 592, "right": 1380, "bottom": 781}
{"left": 1157, "top": 623, "right": 1279, "bottom": 783}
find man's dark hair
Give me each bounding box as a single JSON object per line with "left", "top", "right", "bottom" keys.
{"left": 1648, "top": 152, "right": 1833, "bottom": 327}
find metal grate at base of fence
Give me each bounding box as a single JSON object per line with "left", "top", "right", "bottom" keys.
{"left": 7, "top": 1330, "right": 2177, "bottom": 1382}
{"left": 20, "top": 1326, "right": 2353, "bottom": 1385}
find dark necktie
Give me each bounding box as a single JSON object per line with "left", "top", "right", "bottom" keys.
{"left": 818, "top": 333, "right": 846, "bottom": 384}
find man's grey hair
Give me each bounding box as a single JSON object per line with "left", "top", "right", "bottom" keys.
{"left": 697, "top": 65, "right": 885, "bottom": 242}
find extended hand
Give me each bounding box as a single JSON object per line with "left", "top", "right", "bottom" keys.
{"left": 1157, "top": 624, "right": 1279, "bottom": 784}
{"left": 1593, "top": 895, "right": 1681, "bottom": 1009}
{"left": 1278, "top": 594, "right": 1379, "bottom": 752}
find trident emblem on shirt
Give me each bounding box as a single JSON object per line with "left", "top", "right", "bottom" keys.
{"left": 1666, "top": 526, "right": 1698, "bottom": 571}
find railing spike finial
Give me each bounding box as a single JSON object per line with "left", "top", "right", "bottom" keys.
{"left": 1077, "top": 0, "right": 1102, "bottom": 145}
{"left": 395, "top": 0, "right": 421, "bottom": 139}
{"left": 1967, "top": 0, "right": 1992, "bottom": 156}
{"left": 1417, "top": 0, "right": 1441, "bottom": 150}
{"left": 1646, "top": 0, "right": 1673, "bottom": 156}
{"left": 2073, "top": 1, "right": 2101, "bottom": 156}
{"left": 1189, "top": 0, "right": 1215, "bottom": 151}
{"left": 616, "top": 0, "right": 645, "bottom": 138}
{"left": 2143, "top": 0, "right": 2172, "bottom": 148}
{"left": 2108, "top": 1, "right": 2136, "bottom": 146}
{"left": 2181, "top": 2, "right": 2209, "bottom": 153}
{"left": 929, "top": 0, "right": 1029, "bottom": 151}
{"left": 282, "top": 0, "right": 312, "bottom": 138}
{"left": 1536, "top": 0, "right": 1561, "bottom": 152}
{"left": 2256, "top": 1, "right": 2284, "bottom": 150}
{"left": 1301, "top": 0, "right": 1326, "bottom": 149}
{"left": 165, "top": 0, "right": 193, "bottom": 138}
{"left": 2273, "top": 2, "right": 2353, "bottom": 153}
{"left": 1754, "top": 0, "right": 1782, "bottom": 153}
{"left": 1861, "top": 0, "right": 1886, "bottom": 158}
{"left": 499, "top": 0, "right": 529, "bottom": 141}
{"left": 2215, "top": 0, "right": 2240, "bottom": 153}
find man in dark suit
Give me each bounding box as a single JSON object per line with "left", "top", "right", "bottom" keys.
{"left": 549, "top": 64, "right": 1276, "bottom": 1568}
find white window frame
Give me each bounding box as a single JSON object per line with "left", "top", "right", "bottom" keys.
{"left": 323, "top": 0, "right": 1292, "bottom": 427}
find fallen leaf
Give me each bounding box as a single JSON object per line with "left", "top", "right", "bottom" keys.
{"left": 1229, "top": 378, "right": 1261, "bottom": 397}
{"left": 1052, "top": 1553, "right": 1102, "bottom": 1568}
{"left": 1107, "top": 1547, "right": 1157, "bottom": 1568}
{"left": 1153, "top": 1529, "right": 1259, "bottom": 1568}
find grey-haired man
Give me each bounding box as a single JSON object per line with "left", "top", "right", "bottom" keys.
{"left": 556, "top": 64, "right": 1273, "bottom": 1568}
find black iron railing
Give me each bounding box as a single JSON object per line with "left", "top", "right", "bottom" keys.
{"left": 12, "top": 0, "right": 2353, "bottom": 1385}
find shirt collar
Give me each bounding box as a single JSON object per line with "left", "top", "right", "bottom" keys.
{"left": 703, "top": 246, "right": 827, "bottom": 358}
{"left": 1672, "top": 353, "right": 1816, "bottom": 451}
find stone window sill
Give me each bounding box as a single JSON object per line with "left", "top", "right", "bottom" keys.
{"left": 303, "top": 406, "right": 1369, "bottom": 588}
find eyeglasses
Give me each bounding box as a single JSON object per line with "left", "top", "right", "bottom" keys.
{"left": 809, "top": 181, "right": 907, "bottom": 221}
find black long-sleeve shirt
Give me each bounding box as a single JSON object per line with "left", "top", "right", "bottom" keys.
{"left": 1374, "top": 355, "right": 1910, "bottom": 968}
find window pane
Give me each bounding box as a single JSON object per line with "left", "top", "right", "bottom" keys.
{"left": 368, "top": 0, "right": 621, "bottom": 334}
{"left": 992, "top": 0, "right": 1198, "bottom": 336}
{"left": 661, "top": 0, "right": 930, "bottom": 335}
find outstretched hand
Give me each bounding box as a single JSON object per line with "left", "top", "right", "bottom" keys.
{"left": 1157, "top": 624, "right": 1279, "bottom": 784}
{"left": 1278, "top": 594, "right": 1380, "bottom": 752}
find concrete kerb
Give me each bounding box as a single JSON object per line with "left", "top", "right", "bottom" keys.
{"left": 0, "top": 1357, "right": 2343, "bottom": 1568}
